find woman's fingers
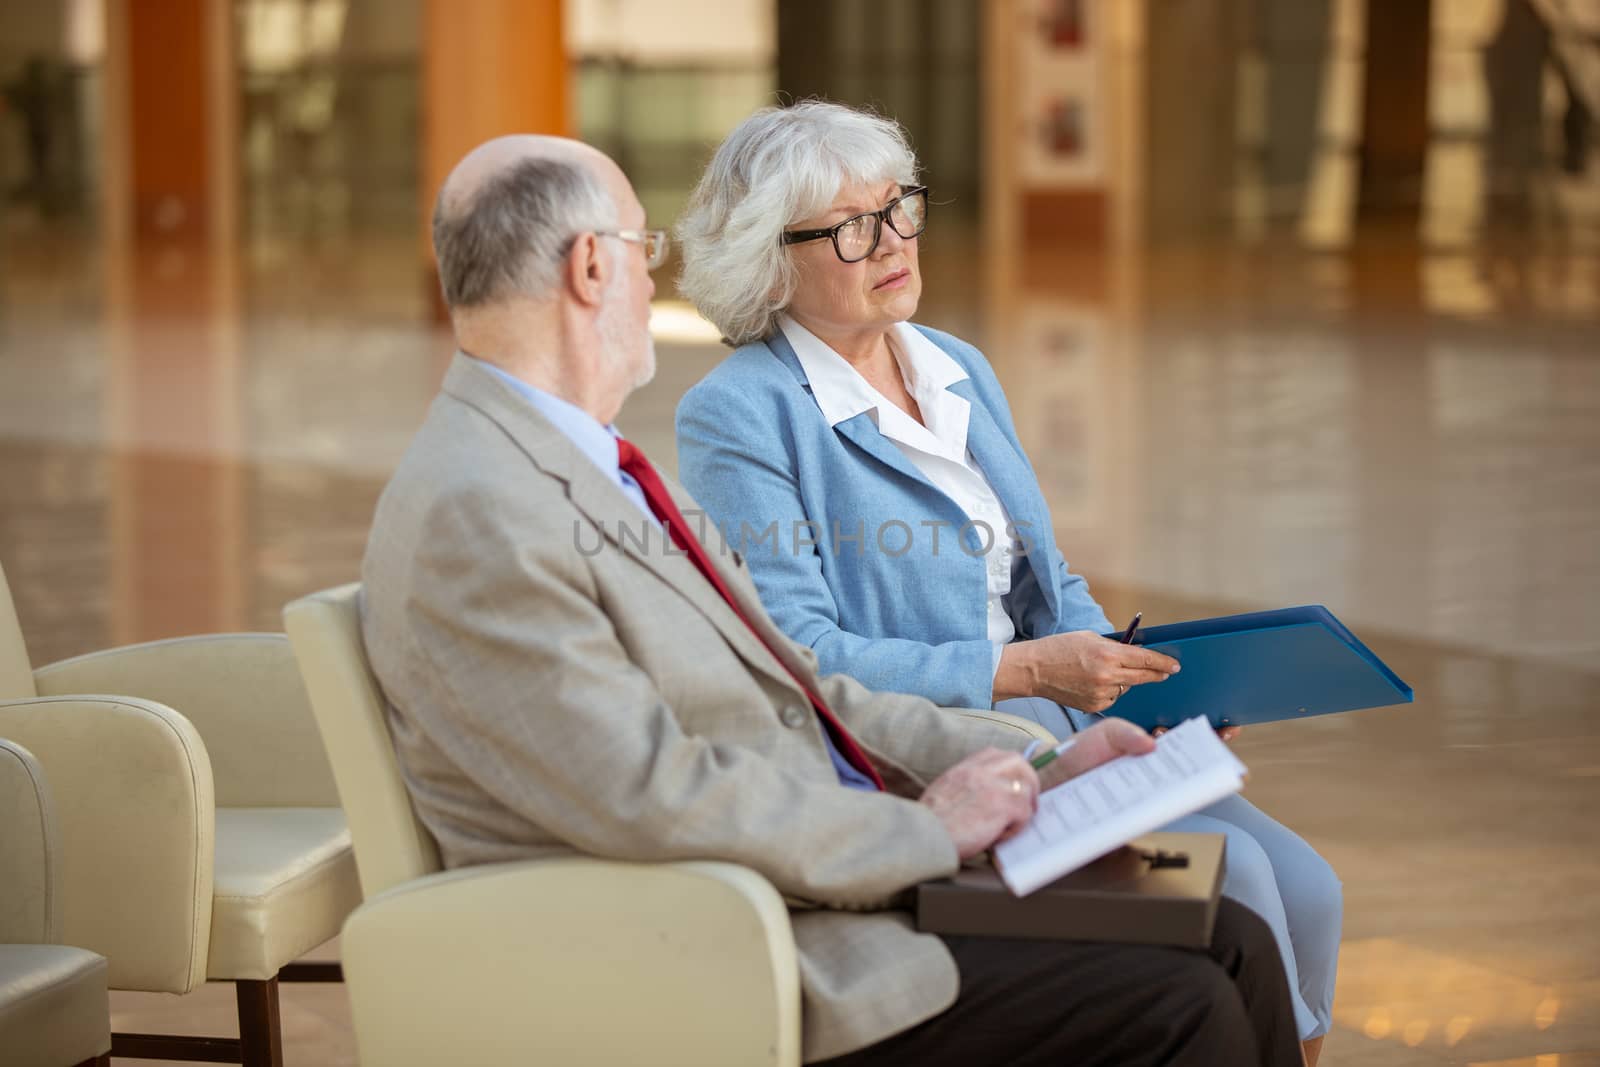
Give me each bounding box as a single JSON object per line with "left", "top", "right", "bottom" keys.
{"left": 1118, "top": 646, "right": 1179, "bottom": 674}
{"left": 1112, "top": 666, "right": 1179, "bottom": 687}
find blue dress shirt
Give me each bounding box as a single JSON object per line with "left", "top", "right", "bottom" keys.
{"left": 472, "top": 356, "right": 876, "bottom": 791}
{"left": 474, "top": 358, "right": 652, "bottom": 518}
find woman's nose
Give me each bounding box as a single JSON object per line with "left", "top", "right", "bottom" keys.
{"left": 875, "top": 221, "right": 907, "bottom": 255}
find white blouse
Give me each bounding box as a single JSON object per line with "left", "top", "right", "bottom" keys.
{"left": 779, "top": 315, "right": 1017, "bottom": 676}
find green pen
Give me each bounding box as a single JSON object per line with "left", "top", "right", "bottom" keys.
{"left": 1030, "top": 737, "right": 1078, "bottom": 771}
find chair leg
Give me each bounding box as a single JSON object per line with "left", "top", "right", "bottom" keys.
{"left": 236, "top": 977, "right": 284, "bottom": 1067}
{"left": 278, "top": 960, "right": 343, "bottom": 983}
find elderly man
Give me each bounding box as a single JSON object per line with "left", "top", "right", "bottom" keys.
{"left": 360, "top": 134, "right": 1302, "bottom": 1066}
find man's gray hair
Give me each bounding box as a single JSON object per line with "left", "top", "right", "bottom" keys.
{"left": 433, "top": 156, "right": 618, "bottom": 309}
{"left": 677, "top": 100, "right": 919, "bottom": 346}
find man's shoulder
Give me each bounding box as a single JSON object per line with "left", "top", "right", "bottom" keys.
{"left": 367, "top": 393, "right": 575, "bottom": 569}
{"left": 381, "top": 390, "right": 534, "bottom": 497}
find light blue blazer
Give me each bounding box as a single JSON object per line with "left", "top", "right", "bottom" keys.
{"left": 675, "top": 324, "right": 1113, "bottom": 709}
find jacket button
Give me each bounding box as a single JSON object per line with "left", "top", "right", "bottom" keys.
{"left": 780, "top": 705, "right": 809, "bottom": 729}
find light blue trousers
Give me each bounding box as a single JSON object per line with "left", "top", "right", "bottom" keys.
{"left": 997, "top": 697, "right": 1342, "bottom": 1040}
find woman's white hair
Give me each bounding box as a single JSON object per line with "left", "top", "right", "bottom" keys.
{"left": 677, "top": 100, "right": 920, "bottom": 346}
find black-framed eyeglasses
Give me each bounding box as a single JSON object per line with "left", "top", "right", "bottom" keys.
{"left": 780, "top": 186, "right": 929, "bottom": 263}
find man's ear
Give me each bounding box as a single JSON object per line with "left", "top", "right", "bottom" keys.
{"left": 564, "top": 232, "right": 609, "bottom": 309}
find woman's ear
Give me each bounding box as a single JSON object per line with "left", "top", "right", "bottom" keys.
{"left": 765, "top": 260, "right": 793, "bottom": 306}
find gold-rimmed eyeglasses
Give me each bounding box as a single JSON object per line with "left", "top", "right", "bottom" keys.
{"left": 597, "top": 228, "right": 669, "bottom": 270}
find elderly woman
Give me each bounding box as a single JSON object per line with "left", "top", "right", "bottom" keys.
{"left": 673, "top": 101, "right": 1340, "bottom": 1061}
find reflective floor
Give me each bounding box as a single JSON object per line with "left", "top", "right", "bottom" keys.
{"left": 1, "top": 217, "right": 1598, "bottom": 1065}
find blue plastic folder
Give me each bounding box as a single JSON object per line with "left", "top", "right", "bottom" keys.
{"left": 1103, "top": 605, "right": 1413, "bottom": 730}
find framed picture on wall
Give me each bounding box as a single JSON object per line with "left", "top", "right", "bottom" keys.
{"left": 1019, "top": 0, "right": 1103, "bottom": 184}
{"left": 1039, "top": 0, "right": 1088, "bottom": 49}
{"left": 1042, "top": 95, "right": 1085, "bottom": 158}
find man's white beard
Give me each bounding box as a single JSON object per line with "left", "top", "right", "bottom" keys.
{"left": 598, "top": 272, "right": 656, "bottom": 393}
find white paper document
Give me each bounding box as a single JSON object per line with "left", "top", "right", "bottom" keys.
{"left": 993, "top": 717, "right": 1248, "bottom": 896}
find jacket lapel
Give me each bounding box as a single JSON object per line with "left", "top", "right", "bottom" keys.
{"left": 566, "top": 466, "right": 803, "bottom": 693}
{"left": 442, "top": 355, "right": 802, "bottom": 694}
{"left": 831, "top": 412, "right": 939, "bottom": 490}
{"left": 770, "top": 328, "right": 1064, "bottom": 622}
{"left": 764, "top": 331, "right": 944, "bottom": 495}
{"left": 950, "top": 378, "right": 1060, "bottom": 620}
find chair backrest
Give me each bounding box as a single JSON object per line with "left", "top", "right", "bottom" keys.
{"left": 283, "top": 584, "right": 440, "bottom": 898}
{"left": 0, "top": 559, "right": 38, "bottom": 700}
{"left": 0, "top": 737, "right": 59, "bottom": 944}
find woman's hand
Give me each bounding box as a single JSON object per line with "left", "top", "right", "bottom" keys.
{"left": 995, "top": 631, "right": 1180, "bottom": 711}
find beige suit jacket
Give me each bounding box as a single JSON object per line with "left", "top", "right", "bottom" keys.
{"left": 361, "top": 354, "right": 1035, "bottom": 1061}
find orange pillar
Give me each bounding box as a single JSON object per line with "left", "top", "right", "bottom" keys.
{"left": 125, "top": 0, "right": 212, "bottom": 239}
{"left": 102, "top": 0, "right": 244, "bottom": 644}
{"left": 420, "top": 0, "right": 570, "bottom": 313}
{"left": 1358, "top": 0, "right": 1433, "bottom": 221}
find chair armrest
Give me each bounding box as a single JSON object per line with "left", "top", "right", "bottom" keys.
{"left": 0, "top": 739, "right": 58, "bottom": 944}
{"left": 950, "top": 707, "right": 1058, "bottom": 745}
{"left": 342, "top": 857, "right": 802, "bottom": 1067}
{"left": 34, "top": 633, "right": 338, "bottom": 807}
{"left": 0, "top": 697, "right": 215, "bottom": 994}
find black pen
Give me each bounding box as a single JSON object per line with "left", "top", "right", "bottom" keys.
{"left": 1118, "top": 611, "right": 1142, "bottom": 644}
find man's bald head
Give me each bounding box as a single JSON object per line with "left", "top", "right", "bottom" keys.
{"left": 432, "top": 135, "right": 621, "bottom": 310}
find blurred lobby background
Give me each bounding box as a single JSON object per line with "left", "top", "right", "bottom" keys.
{"left": 0, "top": 0, "right": 1597, "bottom": 1064}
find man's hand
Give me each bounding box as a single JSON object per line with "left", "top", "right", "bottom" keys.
{"left": 1151, "top": 724, "right": 1242, "bottom": 743}
{"left": 1036, "top": 717, "right": 1157, "bottom": 792}
{"left": 995, "top": 631, "right": 1179, "bottom": 711}
{"left": 918, "top": 748, "right": 1040, "bottom": 860}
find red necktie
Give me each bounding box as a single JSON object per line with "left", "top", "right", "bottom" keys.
{"left": 616, "top": 439, "right": 885, "bottom": 790}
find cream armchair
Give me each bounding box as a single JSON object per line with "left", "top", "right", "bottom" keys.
{"left": 341, "top": 857, "right": 801, "bottom": 1066}
{"left": 283, "top": 583, "right": 1055, "bottom": 1066}
{"left": 284, "top": 584, "right": 810, "bottom": 1065}
{"left": 0, "top": 560, "right": 360, "bottom": 1065}
{"left": 0, "top": 738, "right": 111, "bottom": 1067}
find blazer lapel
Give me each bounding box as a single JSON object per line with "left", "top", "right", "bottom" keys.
{"left": 831, "top": 412, "right": 940, "bottom": 490}
{"left": 442, "top": 355, "right": 801, "bottom": 695}
{"left": 565, "top": 466, "right": 801, "bottom": 691}
{"left": 952, "top": 379, "right": 1061, "bottom": 620}
{"left": 764, "top": 331, "right": 943, "bottom": 495}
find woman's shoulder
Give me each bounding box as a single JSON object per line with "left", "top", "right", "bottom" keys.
{"left": 685, "top": 338, "right": 797, "bottom": 394}
{"left": 679, "top": 337, "right": 809, "bottom": 418}
{"left": 907, "top": 321, "right": 983, "bottom": 360}
{"left": 905, "top": 323, "right": 1006, "bottom": 396}
{"left": 676, "top": 338, "right": 820, "bottom": 463}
